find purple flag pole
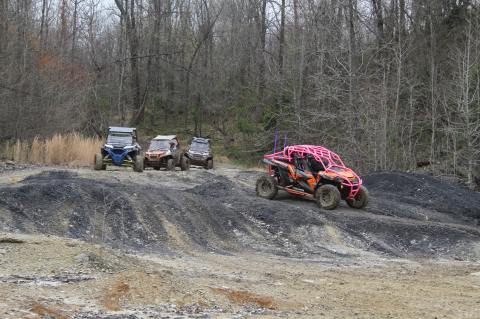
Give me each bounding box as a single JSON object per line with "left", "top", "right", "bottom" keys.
{"left": 273, "top": 130, "right": 278, "bottom": 153}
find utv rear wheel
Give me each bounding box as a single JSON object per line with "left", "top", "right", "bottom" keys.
{"left": 133, "top": 155, "right": 144, "bottom": 172}
{"left": 166, "top": 158, "right": 175, "bottom": 171}
{"left": 256, "top": 175, "right": 278, "bottom": 200}
{"left": 315, "top": 185, "right": 340, "bottom": 210}
{"left": 346, "top": 186, "right": 369, "bottom": 209}
{"left": 206, "top": 159, "right": 213, "bottom": 170}
{"left": 94, "top": 153, "right": 105, "bottom": 170}
{"left": 180, "top": 156, "right": 190, "bottom": 171}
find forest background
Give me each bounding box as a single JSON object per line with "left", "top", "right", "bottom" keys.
{"left": 1, "top": 0, "right": 480, "bottom": 186}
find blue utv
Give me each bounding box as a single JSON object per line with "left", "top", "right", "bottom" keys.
{"left": 94, "top": 127, "right": 144, "bottom": 172}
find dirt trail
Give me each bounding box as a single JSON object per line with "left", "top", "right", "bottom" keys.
{"left": 0, "top": 164, "right": 479, "bottom": 318}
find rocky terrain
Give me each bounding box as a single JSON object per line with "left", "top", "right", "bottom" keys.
{"left": 0, "top": 163, "right": 479, "bottom": 318}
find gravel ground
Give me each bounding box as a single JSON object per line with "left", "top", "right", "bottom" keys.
{"left": 0, "top": 164, "right": 479, "bottom": 318}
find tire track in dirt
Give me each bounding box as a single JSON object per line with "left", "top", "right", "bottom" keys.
{"left": 0, "top": 167, "right": 479, "bottom": 260}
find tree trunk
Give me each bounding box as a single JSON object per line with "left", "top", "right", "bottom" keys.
{"left": 39, "top": 0, "right": 47, "bottom": 48}
{"left": 429, "top": 9, "right": 436, "bottom": 172}
{"left": 277, "top": 0, "right": 286, "bottom": 113}
{"left": 128, "top": 0, "right": 142, "bottom": 125}
{"left": 71, "top": 0, "right": 78, "bottom": 64}
{"left": 114, "top": 0, "right": 142, "bottom": 125}
{"left": 346, "top": 0, "right": 357, "bottom": 108}
{"left": 347, "top": 0, "right": 357, "bottom": 55}
{"left": 254, "top": 0, "right": 267, "bottom": 122}
{"left": 399, "top": 0, "right": 406, "bottom": 37}
{"left": 0, "top": 0, "right": 5, "bottom": 53}
{"left": 59, "top": 0, "right": 68, "bottom": 55}
{"left": 371, "top": 0, "right": 384, "bottom": 43}
{"left": 346, "top": 0, "right": 358, "bottom": 145}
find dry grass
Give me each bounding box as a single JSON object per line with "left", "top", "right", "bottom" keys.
{"left": 100, "top": 272, "right": 170, "bottom": 311}
{"left": 214, "top": 155, "right": 231, "bottom": 164}
{"left": 210, "top": 287, "right": 278, "bottom": 309}
{"left": 101, "top": 281, "right": 131, "bottom": 311}
{"left": 30, "top": 302, "right": 68, "bottom": 319}
{"left": 1, "top": 133, "right": 102, "bottom": 167}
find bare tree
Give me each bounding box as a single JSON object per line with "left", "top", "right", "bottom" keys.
{"left": 0, "top": 0, "right": 479, "bottom": 186}
{"left": 114, "top": 0, "right": 142, "bottom": 125}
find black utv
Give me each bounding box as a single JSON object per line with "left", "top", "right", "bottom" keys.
{"left": 185, "top": 137, "right": 213, "bottom": 169}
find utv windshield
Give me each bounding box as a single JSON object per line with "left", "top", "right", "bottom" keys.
{"left": 190, "top": 141, "right": 209, "bottom": 152}
{"left": 107, "top": 132, "right": 133, "bottom": 146}
{"left": 306, "top": 155, "right": 344, "bottom": 171}
{"left": 149, "top": 139, "right": 172, "bottom": 151}
{"left": 314, "top": 156, "right": 344, "bottom": 168}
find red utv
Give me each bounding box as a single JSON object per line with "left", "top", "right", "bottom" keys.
{"left": 144, "top": 135, "right": 190, "bottom": 171}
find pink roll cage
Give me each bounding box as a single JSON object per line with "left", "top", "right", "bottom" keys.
{"left": 264, "top": 145, "right": 362, "bottom": 199}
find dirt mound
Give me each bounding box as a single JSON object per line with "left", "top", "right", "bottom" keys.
{"left": 364, "top": 172, "right": 480, "bottom": 224}
{"left": 0, "top": 170, "right": 324, "bottom": 256}
{"left": 0, "top": 169, "right": 479, "bottom": 260}
{"left": 0, "top": 171, "right": 156, "bottom": 251}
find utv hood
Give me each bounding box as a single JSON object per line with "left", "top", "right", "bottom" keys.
{"left": 146, "top": 150, "right": 170, "bottom": 156}
{"left": 323, "top": 167, "right": 360, "bottom": 184}
{"left": 188, "top": 150, "right": 209, "bottom": 156}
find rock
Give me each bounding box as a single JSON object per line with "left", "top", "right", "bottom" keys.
{"left": 74, "top": 252, "right": 91, "bottom": 263}
{"left": 0, "top": 237, "right": 25, "bottom": 244}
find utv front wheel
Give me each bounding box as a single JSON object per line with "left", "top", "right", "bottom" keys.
{"left": 94, "top": 153, "right": 105, "bottom": 170}
{"left": 206, "top": 159, "right": 213, "bottom": 170}
{"left": 315, "top": 185, "right": 340, "bottom": 210}
{"left": 346, "top": 186, "right": 369, "bottom": 209}
{"left": 256, "top": 175, "right": 278, "bottom": 200}
{"left": 166, "top": 158, "right": 175, "bottom": 171}
{"left": 180, "top": 156, "right": 190, "bottom": 171}
{"left": 133, "top": 155, "right": 144, "bottom": 172}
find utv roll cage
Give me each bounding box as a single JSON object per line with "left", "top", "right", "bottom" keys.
{"left": 264, "top": 145, "right": 362, "bottom": 199}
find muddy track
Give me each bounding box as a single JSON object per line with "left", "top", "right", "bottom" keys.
{"left": 0, "top": 166, "right": 479, "bottom": 260}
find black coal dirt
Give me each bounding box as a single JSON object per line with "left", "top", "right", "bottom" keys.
{"left": 0, "top": 167, "right": 479, "bottom": 260}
